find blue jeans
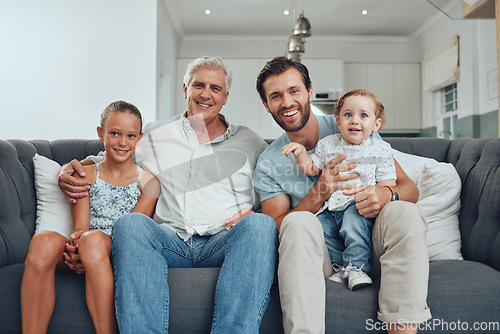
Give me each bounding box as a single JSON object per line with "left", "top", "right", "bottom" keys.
{"left": 111, "top": 212, "right": 277, "bottom": 334}
{"left": 317, "top": 201, "right": 374, "bottom": 272}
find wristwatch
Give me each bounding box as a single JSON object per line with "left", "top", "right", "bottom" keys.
{"left": 385, "top": 186, "right": 399, "bottom": 201}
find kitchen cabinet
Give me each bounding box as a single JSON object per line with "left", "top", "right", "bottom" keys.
{"left": 393, "top": 64, "right": 422, "bottom": 131}
{"left": 345, "top": 63, "right": 421, "bottom": 133}
{"left": 301, "top": 58, "right": 344, "bottom": 96}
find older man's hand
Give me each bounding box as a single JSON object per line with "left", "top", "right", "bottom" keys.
{"left": 225, "top": 207, "right": 254, "bottom": 230}
{"left": 58, "top": 159, "right": 91, "bottom": 203}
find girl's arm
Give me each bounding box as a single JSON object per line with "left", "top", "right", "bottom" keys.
{"left": 70, "top": 165, "right": 96, "bottom": 234}
{"left": 282, "top": 142, "right": 321, "bottom": 176}
{"left": 66, "top": 165, "right": 95, "bottom": 273}
{"left": 132, "top": 171, "right": 160, "bottom": 218}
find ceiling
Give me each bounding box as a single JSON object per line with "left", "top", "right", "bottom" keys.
{"left": 164, "top": 0, "right": 442, "bottom": 38}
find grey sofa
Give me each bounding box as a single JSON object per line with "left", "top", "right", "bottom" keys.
{"left": 1, "top": 137, "right": 499, "bottom": 334}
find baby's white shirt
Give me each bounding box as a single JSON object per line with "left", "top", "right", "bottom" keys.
{"left": 310, "top": 133, "right": 396, "bottom": 213}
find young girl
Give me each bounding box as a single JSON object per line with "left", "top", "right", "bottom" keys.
{"left": 282, "top": 89, "right": 396, "bottom": 291}
{"left": 21, "top": 101, "right": 160, "bottom": 334}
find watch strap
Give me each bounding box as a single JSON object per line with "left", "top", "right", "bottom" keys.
{"left": 384, "top": 186, "right": 399, "bottom": 201}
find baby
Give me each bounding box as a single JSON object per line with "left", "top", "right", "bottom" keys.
{"left": 282, "top": 89, "right": 396, "bottom": 290}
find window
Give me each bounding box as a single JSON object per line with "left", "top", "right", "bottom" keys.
{"left": 423, "top": 35, "right": 459, "bottom": 92}
{"left": 443, "top": 83, "right": 457, "bottom": 113}
{"left": 440, "top": 83, "right": 458, "bottom": 139}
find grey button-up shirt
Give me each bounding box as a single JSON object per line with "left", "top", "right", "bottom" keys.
{"left": 134, "top": 113, "right": 267, "bottom": 240}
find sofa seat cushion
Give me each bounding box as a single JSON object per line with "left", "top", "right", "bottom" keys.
{"left": 167, "top": 268, "right": 283, "bottom": 333}
{"left": 324, "top": 260, "right": 500, "bottom": 333}
{"left": 2, "top": 262, "right": 499, "bottom": 333}
{"left": 0, "top": 263, "right": 94, "bottom": 334}
{"left": 426, "top": 260, "right": 500, "bottom": 333}
{"left": 0, "top": 264, "right": 24, "bottom": 334}
{"left": 0, "top": 266, "right": 282, "bottom": 334}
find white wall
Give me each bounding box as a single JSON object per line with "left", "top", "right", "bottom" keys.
{"left": 411, "top": 14, "right": 497, "bottom": 129}
{"left": 0, "top": 0, "right": 158, "bottom": 140}
{"left": 478, "top": 20, "right": 498, "bottom": 115}
{"left": 156, "top": 0, "right": 180, "bottom": 121}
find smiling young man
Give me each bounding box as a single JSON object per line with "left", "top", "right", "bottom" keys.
{"left": 253, "top": 57, "right": 431, "bottom": 334}
{"left": 58, "top": 56, "right": 278, "bottom": 333}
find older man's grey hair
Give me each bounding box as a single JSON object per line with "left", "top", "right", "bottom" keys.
{"left": 183, "top": 56, "right": 233, "bottom": 93}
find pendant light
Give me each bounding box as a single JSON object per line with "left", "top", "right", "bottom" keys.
{"left": 284, "top": 0, "right": 310, "bottom": 60}
{"left": 287, "top": 33, "right": 305, "bottom": 53}
{"left": 286, "top": 50, "right": 301, "bottom": 62}
{"left": 293, "top": 11, "right": 311, "bottom": 37}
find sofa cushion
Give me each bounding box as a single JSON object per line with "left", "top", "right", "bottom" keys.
{"left": 386, "top": 137, "right": 451, "bottom": 163}
{"left": 33, "top": 154, "right": 73, "bottom": 238}
{"left": 393, "top": 150, "right": 462, "bottom": 261}
{"left": 0, "top": 263, "right": 95, "bottom": 334}
{"left": 0, "top": 141, "right": 37, "bottom": 269}
{"left": 0, "top": 265, "right": 283, "bottom": 334}
{"left": 324, "top": 260, "right": 500, "bottom": 333}
{"left": 425, "top": 260, "right": 500, "bottom": 333}
{"left": 452, "top": 139, "right": 500, "bottom": 271}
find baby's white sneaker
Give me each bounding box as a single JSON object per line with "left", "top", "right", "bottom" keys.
{"left": 346, "top": 265, "right": 372, "bottom": 291}
{"left": 328, "top": 264, "right": 347, "bottom": 283}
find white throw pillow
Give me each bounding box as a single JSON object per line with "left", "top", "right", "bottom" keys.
{"left": 33, "top": 154, "right": 73, "bottom": 238}
{"left": 393, "top": 150, "right": 463, "bottom": 261}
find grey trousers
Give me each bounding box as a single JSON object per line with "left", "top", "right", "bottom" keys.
{"left": 278, "top": 201, "right": 432, "bottom": 334}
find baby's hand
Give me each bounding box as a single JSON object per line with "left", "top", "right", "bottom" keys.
{"left": 282, "top": 142, "right": 306, "bottom": 158}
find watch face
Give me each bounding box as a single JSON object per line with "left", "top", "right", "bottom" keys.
{"left": 393, "top": 192, "right": 399, "bottom": 201}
